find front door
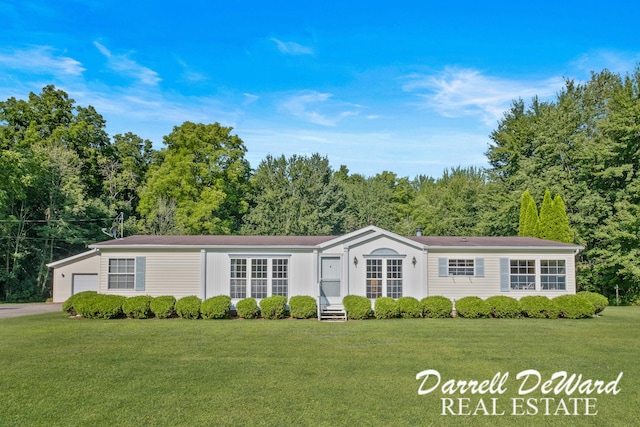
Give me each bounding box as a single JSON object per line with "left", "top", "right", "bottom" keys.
{"left": 320, "top": 257, "right": 342, "bottom": 307}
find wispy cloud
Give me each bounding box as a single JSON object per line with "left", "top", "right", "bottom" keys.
{"left": 402, "top": 67, "right": 564, "bottom": 125}
{"left": 571, "top": 49, "right": 640, "bottom": 77}
{"left": 94, "top": 41, "right": 161, "bottom": 86}
{"left": 279, "top": 90, "right": 361, "bottom": 126}
{"left": 0, "top": 46, "right": 85, "bottom": 77}
{"left": 243, "top": 93, "right": 259, "bottom": 105}
{"left": 270, "top": 38, "right": 314, "bottom": 55}
{"left": 176, "top": 58, "right": 207, "bottom": 82}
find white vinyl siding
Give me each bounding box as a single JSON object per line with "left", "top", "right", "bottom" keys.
{"left": 50, "top": 251, "right": 100, "bottom": 303}
{"left": 99, "top": 250, "right": 201, "bottom": 298}
{"left": 206, "top": 252, "right": 313, "bottom": 302}
{"left": 429, "top": 252, "right": 577, "bottom": 301}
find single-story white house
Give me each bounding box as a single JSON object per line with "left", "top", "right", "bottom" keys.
{"left": 48, "top": 226, "right": 582, "bottom": 316}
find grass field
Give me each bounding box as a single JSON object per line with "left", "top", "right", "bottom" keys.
{"left": 1, "top": 307, "right": 638, "bottom": 426}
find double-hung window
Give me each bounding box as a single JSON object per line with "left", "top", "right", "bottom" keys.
{"left": 510, "top": 259, "right": 536, "bottom": 290}
{"left": 271, "top": 259, "right": 289, "bottom": 297}
{"left": 251, "top": 259, "right": 268, "bottom": 299}
{"left": 108, "top": 258, "right": 135, "bottom": 289}
{"left": 230, "top": 259, "right": 247, "bottom": 298}
{"left": 448, "top": 259, "right": 474, "bottom": 276}
{"left": 366, "top": 258, "right": 403, "bottom": 299}
{"left": 366, "top": 259, "right": 383, "bottom": 298}
{"left": 439, "top": 258, "right": 484, "bottom": 278}
{"left": 229, "top": 257, "right": 289, "bottom": 299}
{"left": 386, "top": 259, "right": 403, "bottom": 298}
{"left": 541, "top": 260, "right": 566, "bottom": 290}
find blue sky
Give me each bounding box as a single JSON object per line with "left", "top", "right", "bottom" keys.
{"left": 1, "top": 1, "right": 639, "bottom": 178}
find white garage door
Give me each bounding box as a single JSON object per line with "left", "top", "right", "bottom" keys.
{"left": 72, "top": 274, "right": 98, "bottom": 294}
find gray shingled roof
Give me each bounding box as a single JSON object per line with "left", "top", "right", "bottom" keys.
{"left": 90, "top": 234, "right": 581, "bottom": 249}
{"left": 407, "top": 235, "right": 582, "bottom": 248}
{"left": 91, "top": 235, "right": 337, "bottom": 247}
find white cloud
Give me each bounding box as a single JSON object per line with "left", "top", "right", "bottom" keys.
{"left": 93, "top": 41, "right": 161, "bottom": 86}
{"left": 237, "top": 124, "right": 488, "bottom": 178}
{"left": 279, "top": 90, "right": 362, "bottom": 126}
{"left": 175, "top": 58, "right": 207, "bottom": 82}
{"left": 571, "top": 49, "right": 640, "bottom": 77}
{"left": 402, "top": 67, "right": 564, "bottom": 125}
{"left": 0, "top": 46, "right": 85, "bottom": 77}
{"left": 270, "top": 38, "right": 314, "bottom": 55}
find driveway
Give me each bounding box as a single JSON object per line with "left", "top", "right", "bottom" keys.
{"left": 0, "top": 303, "right": 63, "bottom": 319}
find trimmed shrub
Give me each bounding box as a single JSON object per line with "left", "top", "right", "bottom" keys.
{"left": 520, "top": 296, "right": 559, "bottom": 319}
{"left": 455, "top": 296, "right": 490, "bottom": 318}
{"left": 420, "top": 296, "right": 453, "bottom": 318}
{"left": 175, "top": 296, "right": 201, "bottom": 319}
{"left": 374, "top": 297, "right": 400, "bottom": 319}
{"left": 485, "top": 295, "right": 522, "bottom": 319}
{"left": 289, "top": 296, "right": 318, "bottom": 319}
{"left": 259, "top": 295, "right": 288, "bottom": 319}
{"left": 577, "top": 291, "right": 608, "bottom": 314}
{"left": 398, "top": 297, "right": 421, "bottom": 318}
{"left": 150, "top": 296, "right": 176, "bottom": 319}
{"left": 201, "top": 295, "right": 232, "bottom": 319}
{"left": 343, "top": 295, "right": 372, "bottom": 320}
{"left": 122, "top": 295, "right": 153, "bottom": 319}
{"left": 62, "top": 291, "right": 97, "bottom": 315}
{"left": 554, "top": 295, "right": 595, "bottom": 319}
{"left": 236, "top": 297, "right": 260, "bottom": 319}
{"left": 75, "top": 294, "right": 126, "bottom": 319}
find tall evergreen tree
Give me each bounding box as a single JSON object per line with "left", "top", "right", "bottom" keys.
{"left": 552, "top": 194, "right": 574, "bottom": 243}
{"left": 484, "top": 68, "right": 640, "bottom": 300}
{"left": 537, "top": 190, "right": 554, "bottom": 240}
{"left": 518, "top": 190, "right": 539, "bottom": 237}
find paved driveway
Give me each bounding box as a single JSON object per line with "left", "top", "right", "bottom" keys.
{"left": 0, "top": 303, "right": 63, "bottom": 319}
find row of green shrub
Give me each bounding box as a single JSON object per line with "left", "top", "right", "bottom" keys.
{"left": 63, "top": 292, "right": 318, "bottom": 320}
{"left": 341, "top": 292, "right": 607, "bottom": 320}
{"left": 454, "top": 292, "right": 607, "bottom": 319}
{"left": 64, "top": 291, "right": 607, "bottom": 320}
{"left": 343, "top": 295, "right": 453, "bottom": 319}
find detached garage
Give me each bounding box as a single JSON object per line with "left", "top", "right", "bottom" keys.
{"left": 47, "top": 249, "right": 100, "bottom": 302}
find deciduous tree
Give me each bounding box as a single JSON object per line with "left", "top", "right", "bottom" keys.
{"left": 138, "top": 122, "right": 250, "bottom": 235}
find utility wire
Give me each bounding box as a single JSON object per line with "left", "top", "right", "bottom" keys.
{"left": 0, "top": 218, "right": 116, "bottom": 223}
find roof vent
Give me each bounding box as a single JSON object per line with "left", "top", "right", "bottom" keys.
{"left": 415, "top": 227, "right": 423, "bottom": 237}
{"left": 461, "top": 237, "right": 468, "bottom": 243}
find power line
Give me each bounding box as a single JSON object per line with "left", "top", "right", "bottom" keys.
{"left": 0, "top": 218, "right": 116, "bottom": 223}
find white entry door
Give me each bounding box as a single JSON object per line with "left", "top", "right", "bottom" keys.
{"left": 72, "top": 274, "right": 98, "bottom": 294}
{"left": 320, "top": 257, "right": 342, "bottom": 307}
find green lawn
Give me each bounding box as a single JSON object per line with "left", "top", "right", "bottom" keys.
{"left": 1, "top": 308, "right": 638, "bottom": 427}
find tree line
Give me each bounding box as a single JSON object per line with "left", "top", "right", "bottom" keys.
{"left": 1, "top": 67, "right": 639, "bottom": 303}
